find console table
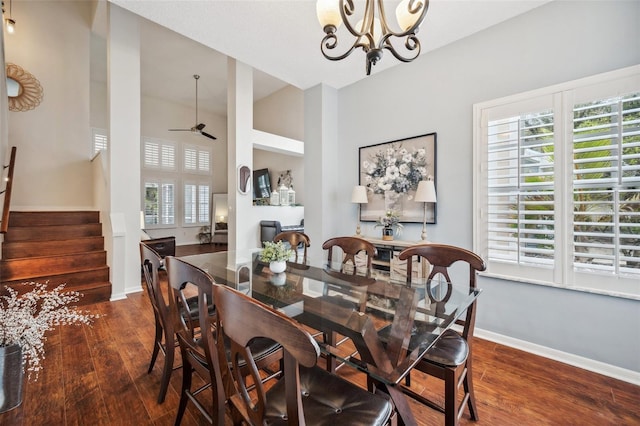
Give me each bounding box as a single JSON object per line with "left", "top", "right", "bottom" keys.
{"left": 358, "top": 235, "right": 429, "bottom": 278}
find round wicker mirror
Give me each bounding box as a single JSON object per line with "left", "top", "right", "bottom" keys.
{"left": 6, "top": 63, "right": 43, "bottom": 112}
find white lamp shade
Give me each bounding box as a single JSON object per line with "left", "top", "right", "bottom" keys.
{"left": 396, "top": 0, "right": 425, "bottom": 31}
{"left": 316, "top": 0, "right": 342, "bottom": 29}
{"left": 414, "top": 180, "right": 436, "bottom": 203}
{"left": 351, "top": 185, "right": 368, "bottom": 203}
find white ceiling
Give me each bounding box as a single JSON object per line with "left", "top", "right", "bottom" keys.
{"left": 103, "top": 0, "right": 551, "bottom": 116}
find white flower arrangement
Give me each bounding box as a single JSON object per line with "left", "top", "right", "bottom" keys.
{"left": 362, "top": 143, "right": 428, "bottom": 196}
{"left": 260, "top": 241, "right": 294, "bottom": 263}
{"left": 0, "top": 282, "right": 99, "bottom": 379}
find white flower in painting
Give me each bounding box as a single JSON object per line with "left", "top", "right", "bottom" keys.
{"left": 417, "top": 148, "right": 426, "bottom": 157}
{"left": 386, "top": 165, "right": 400, "bottom": 180}
{"left": 399, "top": 148, "right": 408, "bottom": 156}
{"left": 399, "top": 163, "right": 410, "bottom": 175}
{"left": 386, "top": 147, "right": 395, "bottom": 156}
{"left": 362, "top": 160, "right": 370, "bottom": 169}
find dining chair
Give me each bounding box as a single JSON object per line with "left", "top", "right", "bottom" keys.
{"left": 398, "top": 243, "right": 486, "bottom": 426}
{"left": 213, "top": 284, "right": 396, "bottom": 426}
{"left": 274, "top": 230, "right": 310, "bottom": 263}
{"left": 165, "top": 256, "right": 283, "bottom": 425}
{"left": 320, "top": 236, "right": 377, "bottom": 371}
{"left": 139, "top": 242, "right": 177, "bottom": 404}
{"left": 322, "top": 236, "right": 377, "bottom": 274}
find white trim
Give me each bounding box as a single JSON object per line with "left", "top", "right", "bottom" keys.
{"left": 475, "top": 328, "right": 640, "bottom": 386}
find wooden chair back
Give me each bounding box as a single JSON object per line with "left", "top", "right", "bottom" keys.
{"left": 274, "top": 231, "right": 311, "bottom": 263}
{"left": 140, "top": 242, "right": 166, "bottom": 327}
{"left": 213, "top": 285, "right": 320, "bottom": 425}
{"left": 165, "top": 256, "right": 227, "bottom": 425}
{"left": 322, "top": 236, "right": 377, "bottom": 273}
{"left": 399, "top": 244, "right": 486, "bottom": 340}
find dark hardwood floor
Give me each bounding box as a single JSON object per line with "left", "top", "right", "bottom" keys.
{"left": 1, "top": 243, "right": 638, "bottom": 425}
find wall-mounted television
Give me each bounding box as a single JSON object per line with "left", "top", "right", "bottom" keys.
{"left": 253, "top": 168, "right": 272, "bottom": 199}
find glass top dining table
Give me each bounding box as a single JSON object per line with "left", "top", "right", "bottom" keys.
{"left": 178, "top": 249, "right": 481, "bottom": 425}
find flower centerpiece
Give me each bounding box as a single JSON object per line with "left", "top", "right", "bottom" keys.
{"left": 362, "top": 143, "right": 428, "bottom": 212}
{"left": 375, "top": 210, "right": 404, "bottom": 241}
{"left": 0, "top": 282, "right": 98, "bottom": 412}
{"left": 260, "top": 241, "right": 294, "bottom": 274}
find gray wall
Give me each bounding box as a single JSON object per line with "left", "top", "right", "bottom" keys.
{"left": 336, "top": 1, "right": 640, "bottom": 372}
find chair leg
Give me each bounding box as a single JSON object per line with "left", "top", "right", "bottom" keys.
{"left": 175, "top": 359, "right": 192, "bottom": 426}
{"left": 444, "top": 367, "right": 458, "bottom": 426}
{"left": 464, "top": 360, "right": 479, "bottom": 421}
{"left": 157, "top": 336, "right": 175, "bottom": 403}
{"left": 148, "top": 320, "right": 162, "bottom": 374}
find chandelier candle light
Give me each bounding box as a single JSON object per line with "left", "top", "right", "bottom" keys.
{"left": 414, "top": 178, "right": 436, "bottom": 240}
{"left": 316, "top": 0, "right": 429, "bottom": 75}
{"left": 351, "top": 185, "right": 368, "bottom": 235}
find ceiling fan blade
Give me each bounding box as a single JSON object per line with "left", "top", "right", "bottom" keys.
{"left": 195, "top": 123, "right": 206, "bottom": 131}
{"left": 201, "top": 131, "right": 217, "bottom": 140}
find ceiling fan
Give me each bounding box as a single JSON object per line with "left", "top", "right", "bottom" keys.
{"left": 168, "top": 74, "right": 217, "bottom": 140}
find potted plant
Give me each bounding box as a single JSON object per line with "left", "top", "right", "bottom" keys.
{"left": 197, "top": 225, "right": 211, "bottom": 244}
{"left": 260, "top": 241, "right": 294, "bottom": 274}
{"left": 375, "top": 210, "right": 404, "bottom": 241}
{"left": 0, "top": 282, "right": 98, "bottom": 413}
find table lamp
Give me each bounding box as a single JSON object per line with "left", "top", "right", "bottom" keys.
{"left": 414, "top": 179, "right": 437, "bottom": 240}
{"left": 351, "top": 185, "right": 368, "bottom": 235}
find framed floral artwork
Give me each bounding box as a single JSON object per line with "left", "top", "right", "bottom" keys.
{"left": 359, "top": 133, "right": 437, "bottom": 224}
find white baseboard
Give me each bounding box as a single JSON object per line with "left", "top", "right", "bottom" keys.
{"left": 475, "top": 328, "right": 640, "bottom": 386}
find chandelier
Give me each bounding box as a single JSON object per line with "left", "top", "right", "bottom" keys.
{"left": 316, "top": 0, "right": 429, "bottom": 75}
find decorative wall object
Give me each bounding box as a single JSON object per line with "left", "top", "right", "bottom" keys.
{"left": 238, "top": 165, "right": 251, "bottom": 194}
{"left": 359, "top": 133, "right": 437, "bottom": 223}
{"left": 5, "top": 63, "right": 43, "bottom": 112}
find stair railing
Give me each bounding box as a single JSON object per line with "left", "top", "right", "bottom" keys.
{"left": 1, "top": 146, "right": 17, "bottom": 234}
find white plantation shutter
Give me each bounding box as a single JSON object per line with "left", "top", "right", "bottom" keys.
{"left": 198, "top": 185, "right": 210, "bottom": 223}
{"left": 162, "top": 182, "right": 175, "bottom": 225}
{"left": 184, "top": 147, "right": 197, "bottom": 171}
{"left": 161, "top": 145, "right": 175, "bottom": 169}
{"left": 144, "top": 141, "right": 160, "bottom": 167}
{"left": 487, "top": 110, "right": 555, "bottom": 269}
{"left": 572, "top": 93, "right": 640, "bottom": 277}
{"left": 184, "top": 183, "right": 196, "bottom": 224}
{"left": 475, "top": 66, "right": 640, "bottom": 298}
{"left": 198, "top": 150, "right": 210, "bottom": 173}
{"left": 91, "top": 128, "right": 108, "bottom": 155}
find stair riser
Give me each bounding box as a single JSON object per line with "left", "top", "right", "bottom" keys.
{"left": 2, "top": 237, "right": 105, "bottom": 259}
{"left": 3, "top": 224, "right": 103, "bottom": 242}
{"left": 1, "top": 267, "right": 109, "bottom": 288}
{"left": 8, "top": 211, "right": 100, "bottom": 227}
{"left": 0, "top": 252, "right": 107, "bottom": 281}
{"left": 0, "top": 282, "right": 112, "bottom": 307}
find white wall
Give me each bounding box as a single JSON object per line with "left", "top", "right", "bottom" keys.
{"left": 6, "top": 1, "right": 94, "bottom": 210}
{"left": 336, "top": 1, "right": 640, "bottom": 373}
{"left": 254, "top": 85, "right": 304, "bottom": 141}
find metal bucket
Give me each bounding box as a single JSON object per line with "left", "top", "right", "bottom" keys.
{"left": 0, "top": 344, "right": 24, "bottom": 413}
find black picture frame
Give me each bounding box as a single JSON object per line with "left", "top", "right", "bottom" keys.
{"left": 359, "top": 133, "right": 437, "bottom": 224}
{"left": 253, "top": 168, "right": 272, "bottom": 199}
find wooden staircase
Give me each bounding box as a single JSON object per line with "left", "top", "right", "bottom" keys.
{"left": 0, "top": 211, "right": 111, "bottom": 305}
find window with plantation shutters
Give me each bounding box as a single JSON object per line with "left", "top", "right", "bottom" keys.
{"left": 184, "top": 145, "right": 211, "bottom": 174}
{"left": 475, "top": 66, "right": 640, "bottom": 298}
{"left": 143, "top": 138, "right": 175, "bottom": 171}
{"left": 91, "top": 128, "right": 108, "bottom": 156}
{"left": 184, "top": 182, "right": 210, "bottom": 225}
{"left": 144, "top": 180, "right": 175, "bottom": 227}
